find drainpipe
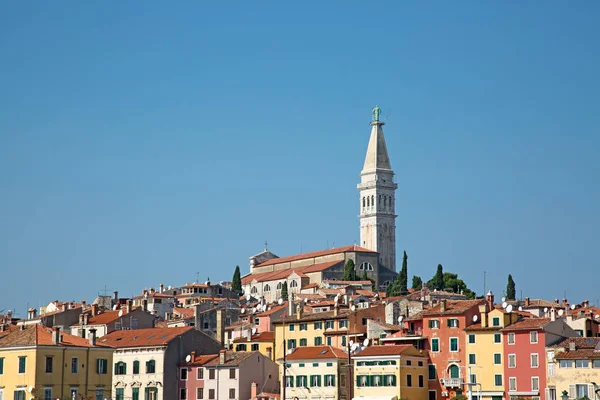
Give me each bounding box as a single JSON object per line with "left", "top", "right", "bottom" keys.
{"left": 61, "top": 347, "right": 66, "bottom": 399}
{"left": 84, "top": 347, "right": 90, "bottom": 397}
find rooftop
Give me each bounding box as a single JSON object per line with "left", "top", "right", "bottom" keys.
{"left": 501, "top": 318, "right": 550, "bottom": 331}
{"left": 233, "top": 331, "right": 275, "bottom": 343}
{"left": 421, "top": 299, "right": 484, "bottom": 316}
{"left": 0, "top": 325, "right": 93, "bottom": 348}
{"left": 255, "top": 245, "right": 376, "bottom": 267}
{"left": 98, "top": 326, "right": 194, "bottom": 348}
{"left": 353, "top": 344, "right": 421, "bottom": 357}
{"left": 242, "top": 261, "right": 343, "bottom": 285}
{"left": 205, "top": 350, "right": 262, "bottom": 366}
{"left": 284, "top": 345, "right": 347, "bottom": 360}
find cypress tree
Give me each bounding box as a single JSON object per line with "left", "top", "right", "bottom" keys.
{"left": 506, "top": 274, "right": 516, "bottom": 300}
{"left": 281, "top": 281, "right": 288, "bottom": 299}
{"left": 231, "top": 265, "right": 242, "bottom": 295}
{"left": 399, "top": 251, "right": 408, "bottom": 295}
{"left": 412, "top": 275, "right": 422, "bottom": 290}
{"left": 431, "top": 264, "right": 444, "bottom": 291}
{"left": 342, "top": 259, "right": 356, "bottom": 281}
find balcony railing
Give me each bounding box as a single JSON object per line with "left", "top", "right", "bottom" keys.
{"left": 440, "top": 378, "right": 463, "bottom": 387}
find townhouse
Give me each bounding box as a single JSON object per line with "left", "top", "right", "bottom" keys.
{"left": 70, "top": 302, "right": 156, "bottom": 338}
{"left": 0, "top": 325, "right": 113, "bottom": 400}
{"left": 99, "top": 326, "right": 221, "bottom": 400}
{"left": 352, "top": 344, "right": 429, "bottom": 400}
{"left": 280, "top": 345, "right": 348, "bottom": 400}
{"left": 233, "top": 331, "right": 275, "bottom": 360}
{"left": 178, "top": 350, "right": 278, "bottom": 400}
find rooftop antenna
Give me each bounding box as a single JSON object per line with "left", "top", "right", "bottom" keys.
{"left": 264, "top": 240, "right": 268, "bottom": 251}
{"left": 195, "top": 272, "right": 200, "bottom": 283}
{"left": 483, "top": 271, "right": 486, "bottom": 298}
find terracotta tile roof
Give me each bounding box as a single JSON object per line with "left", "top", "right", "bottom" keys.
{"left": 41, "top": 306, "right": 83, "bottom": 317}
{"left": 0, "top": 325, "right": 92, "bottom": 347}
{"left": 98, "top": 326, "right": 194, "bottom": 348}
{"left": 233, "top": 331, "right": 275, "bottom": 343}
{"left": 463, "top": 323, "right": 501, "bottom": 331}
{"left": 422, "top": 299, "right": 484, "bottom": 316}
{"left": 242, "top": 261, "right": 343, "bottom": 285}
{"left": 82, "top": 309, "right": 136, "bottom": 326}
{"left": 551, "top": 337, "right": 600, "bottom": 349}
{"left": 502, "top": 318, "right": 550, "bottom": 331}
{"left": 205, "top": 350, "right": 261, "bottom": 366}
{"left": 307, "top": 301, "right": 336, "bottom": 308}
{"left": 555, "top": 349, "right": 600, "bottom": 360}
{"left": 569, "top": 306, "right": 600, "bottom": 317}
{"left": 284, "top": 345, "right": 347, "bottom": 360}
{"left": 258, "top": 304, "right": 287, "bottom": 316}
{"left": 256, "top": 245, "right": 376, "bottom": 267}
{"left": 185, "top": 354, "right": 219, "bottom": 366}
{"left": 131, "top": 292, "right": 174, "bottom": 299}
{"left": 357, "top": 290, "right": 375, "bottom": 297}
{"left": 256, "top": 392, "right": 280, "bottom": 400}
{"left": 323, "top": 280, "right": 373, "bottom": 286}
{"left": 319, "top": 288, "right": 345, "bottom": 296}
{"left": 295, "top": 294, "right": 327, "bottom": 302}
{"left": 353, "top": 344, "right": 418, "bottom": 357}
{"left": 371, "top": 321, "right": 403, "bottom": 331}
{"left": 302, "top": 283, "right": 320, "bottom": 290}
{"left": 173, "top": 307, "right": 195, "bottom": 319}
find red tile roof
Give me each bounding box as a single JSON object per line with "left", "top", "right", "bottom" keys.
{"left": 502, "top": 318, "right": 550, "bottom": 331}
{"left": 242, "top": 261, "right": 343, "bottom": 285}
{"left": 422, "top": 299, "right": 484, "bottom": 316}
{"left": 131, "top": 292, "right": 174, "bottom": 299}
{"left": 256, "top": 245, "right": 376, "bottom": 267}
{"left": 205, "top": 350, "right": 262, "bottom": 366}
{"left": 98, "top": 326, "right": 194, "bottom": 348}
{"left": 0, "top": 325, "right": 93, "bottom": 347}
{"left": 233, "top": 331, "right": 275, "bottom": 343}
{"left": 284, "top": 346, "right": 347, "bottom": 360}
{"left": 173, "top": 307, "right": 195, "bottom": 319}
{"left": 555, "top": 349, "right": 600, "bottom": 360}
{"left": 353, "top": 344, "right": 419, "bottom": 357}
{"left": 302, "top": 283, "right": 320, "bottom": 290}
{"left": 185, "top": 354, "right": 219, "bottom": 366}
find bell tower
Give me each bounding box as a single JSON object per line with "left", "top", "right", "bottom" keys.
{"left": 357, "top": 106, "right": 397, "bottom": 271}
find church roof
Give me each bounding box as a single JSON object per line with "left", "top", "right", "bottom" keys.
{"left": 242, "top": 260, "right": 343, "bottom": 285}
{"left": 255, "top": 245, "right": 375, "bottom": 267}
{"left": 362, "top": 122, "right": 392, "bottom": 172}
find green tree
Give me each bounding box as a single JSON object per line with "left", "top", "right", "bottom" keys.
{"left": 399, "top": 251, "right": 408, "bottom": 295}
{"left": 361, "top": 270, "right": 369, "bottom": 281}
{"left": 412, "top": 275, "right": 422, "bottom": 290}
{"left": 231, "top": 265, "right": 242, "bottom": 295}
{"left": 281, "top": 281, "right": 288, "bottom": 299}
{"left": 506, "top": 274, "right": 516, "bottom": 300}
{"left": 442, "top": 272, "right": 476, "bottom": 299}
{"left": 429, "top": 264, "right": 445, "bottom": 290}
{"left": 342, "top": 259, "right": 356, "bottom": 281}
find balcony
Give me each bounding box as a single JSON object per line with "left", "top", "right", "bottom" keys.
{"left": 440, "top": 378, "right": 464, "bottom": 387}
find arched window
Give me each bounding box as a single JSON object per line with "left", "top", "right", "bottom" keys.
{"left": 367, "top": 197, "right": 370, "bottom": 207}
{"left": 251, "top": 286, "right": 258, "bottom": 294}
{"left": 277, "top": 282, "right": 282, "bottom": 290}
{"left": 290, "top": 281, "right": 298, "bottom": 288}
{"left": 449, "top": 364, "right": 460, "bottom": 379}
{"left": 360, "top": 262, "right": 374, "bottom": 271}
{"left": 388, "top": 196, "right": 392, "bottom": 209}
{"left": 146, "top": 360, "right": 156, "bottom": 374}
{"left": 264, "top": 284, "right": 271, "bottom": 292}
{"left": 383, "top": 280, "right": 390, "bottom": 287}
{"left": 371, "top": 195, "right": 374, "bottom": 207}
{"left": 362, "top": 197, "right": 366, "bottom": 208}
{"left": 378, "top": 195, "right": 382, "bottom": 209}
{"left": 133, "top": 360, "right": 140, "bottom": 374}
{"left": 359, "top": 263, "right": 364, "bottom": 270}
{"left": 114, "top": 361, "right": 126, "bottom": 375}
{"left": 384, "top": 196, "right": 387, "bottom": 208}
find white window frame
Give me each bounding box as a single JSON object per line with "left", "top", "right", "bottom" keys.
{"left": 449, "top": 337, "right": 459, "bottom": 352}
{"left": 530, "top": 331, "right": 538, "bottom": 344}
{"left": 531, "top": 353, "right": 539, "bottom": 368}
{"left": 468, "top": 334, "right": 476, "bottom": 344}
{"left": 71, "top": 357, "right": 78, "bottom": 374}
{"left": 180, "top": 388, "right": 187, "bottom": 400}
{"left": 507, "top": 332, "right": 515, "bottom": 345}
{"left": 508, "top": 354, "right": 516, "bottom": 368}
{"left": 494, "top": 353, "right": 502, "bottom": 365}
{"left": 532, "top": 376, "right": 539, "bottom": 392}
{"left": 431, "top": 338, "right": 440, "bottom": 352}
{"left": 509, "top": 377, "right": 517, "bottom": 392}
{"left": 180, "top": 367, "right": 188, "bottom": 380}
{"left": 494, "top": 374, "right": 503, "bottom": 387}
{"left": 548, "top": 363, "right": 555, "bottom": 376}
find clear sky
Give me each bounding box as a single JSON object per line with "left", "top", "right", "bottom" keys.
{"left": 1, "top": 2, "right": 598, "bottom": 316}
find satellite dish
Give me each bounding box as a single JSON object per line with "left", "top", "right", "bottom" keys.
{"left": 472, "top": 315, "right": 478, "bottom": 322}
{"left": 544, "top": 307, "right": 549, "bottom": 313}
{"left": 363, "top": 338, "right": 369, "bottom": 347}
{"left": 246, "top": 294, "right": 251, "bottom": 301}
{"left": 28, "top": 387, "right": 34, "bottom": 393}
{"left": 112, "top": 305, "right": 118, "bottom": 310}
{"left": 252, "top": 307, "right": 257, "bottom": 313}
{"left": 506, "top": 304, "right": 513, "bottom": 313}
{"left": 278, "top": 298, "right": 283, "bottom": 305}
{"left": 352, "top": 343, "right": 360, "bottom": 351}
{"left": 518, "top": 306, "right": 523, "bottom": 311}
{"left": 501, "top": 297, "right": 506, "bottom": 302}
{"left": 351, "top": 305, "right": 356, "bottom": 312}
{"left": 571, "top": 304, "right": 576, "bottom": 310}
{"left": 349, "top": 340, "right": 354, "bottom": 346}
{"left": 558, "top": 309, "right": 564, "bottom": 316}
{"left": 502, "top": 302, "right": 508, "bottom": 309}
{"left": 303, "top": 298, "right": 308, "bottom": 303}
{"left": 185, "top": 355, "right": 191, "bottom": 362}
{"left": 240, "top": 308, "right": 245, "bottom": 314}
{"left": 595, "top": 315, "right": 600, "bottom": 320}
{"left": 252, "top": 328, "right": 257, "bottom": 335}
{"left": 398, "top": 316, "right": 404, "bottom": 323}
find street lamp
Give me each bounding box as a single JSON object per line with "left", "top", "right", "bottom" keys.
{"left": 561, "top": 390, "right": 569, "bottom": 400}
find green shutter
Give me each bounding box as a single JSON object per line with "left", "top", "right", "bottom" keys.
{"left": 0, "top": 357, "right": 3, "bottom": 374}
{"left": 114, "top": 362, "right": 118, "bottom": 375}
{"left": 356, "top": 375, "right": 361, "bottom": 387}
{"left": 132, "top": 388, "right": 139, "bottom": 400}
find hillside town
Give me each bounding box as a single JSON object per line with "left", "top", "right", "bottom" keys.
{"left": 1, "top": 112, "right": 598, "bottom": 400}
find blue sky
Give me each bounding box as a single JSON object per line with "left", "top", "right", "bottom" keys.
{"left": 1, "top": 2, "right": 598, "bottom": 315}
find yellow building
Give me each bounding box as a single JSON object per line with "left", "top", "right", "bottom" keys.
{"left": 352, "top": 344, "right": 429, "bottom": 400}
{"left": 463, "top": 307, "right": 514, "bottom": 400}
{"left": 233, "top": 331, "right": 276, "bottom": 361}
{"left": 546, "top": 337, "right": 600, "bottom": 400}
{"left": 0, "top": 325, "right": 113, "bottom": 400}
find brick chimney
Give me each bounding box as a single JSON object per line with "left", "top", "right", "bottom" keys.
{"left": 525, "top": 297, "right": 531, "bottom": 307}
{"left": 479, "top": 304, "right": 488, "bottom": 328}
{"left": 91, "top": 304, "right": 99, "bottom": 317}
{"left": 486, "top": 291, "right": 494, "bottom": 312}
{"left": 113, "top": 291, "right": 119, "bottom": 302}
{"left": 251, "top": 382, "right": 258, "bottom": 400}
{"left": 296, "top": 303, "right": 303, "bottom": 319}
{"left": 52, "top": 327, "right": 61, "bottom": 345}
{"left": 550, "top": 308, "right": 556, "bottom": 322}
{"left": 440, "top": 300, "right": 447, "bottom": 313}
{"left": 88, "top": 328, "right": 97, "bottom": 346}
{"left": 219, "top": 350, "right": 226, "bottom": 364}
{"left": 190, "top": 351, "right": 196, "bottom": 362}
{"left": 583, "top": 300, "right": 590, "bottom": 308}
{"left": 562, "top": 298, "right": 568, "bottom": 308}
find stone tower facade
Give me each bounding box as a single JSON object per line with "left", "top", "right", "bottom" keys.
{"left": 357, "top": 120, "right": 397, "bottom": 272}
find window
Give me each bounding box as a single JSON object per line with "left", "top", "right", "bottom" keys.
{"left": 132, "top": 388, "right": 139, "bottom": 400}
{"left": 115, "top": 322, "right": 122, "bottom": 330}
{"left": 468, "top": 334, "right": 476, "bottom": 344}
{"left": 470, "top": 374, "right": 477, "bottom": 384}
{"left": 181, "top": 368, "right": 188, "bottom": 380}
{"left": 45, "top": 356, "right": 53, "bottom": 373}
{"left": 229, "top": 368, "right": 236, "bottom": 379}
{"left": 310, "top": 375, "right": 322, "bottom": 387}
{"left": 197, "top": 368, "right": 204, "bottom": 379}
{"left": 531, "top": 353, "right": 539, "bottom": 368}
{"left": 116, "top": 389, "right": 124, "bottom": 400}
{"left": 531, "top": 377, "right": 539, "bottom": 391}
{"left": 342, "top": 336, "right": 346, "bottom": 347}
{"left": 314, "top": 322, "right": 322, "bottom": 330}
{"left": 203, "top": 321, "right": 209, "bottom": 330}
{"left": 428, "top": 365, "right": 436, "bottom": 380}
{"left": 450, "top": 337, "right": 458, "bottom": 352}
{"left": 97, "top": 358, "right": 108, "bottom": 374}
{"left": 235, "top": 344, "right": 247, "bottom": 351}
{"left": 548, "top": 363, "right": 555, "bottom": 376}
{"left": 594, "top": 360, "right": 600, "bottom": 368}
{"left": 431, "top": 338, "right": 439, "bottom": 352}
{"left": 492, "top": 317, "right": 501, "bottom": 327}
{"left": 289, "top": 324, "right": 295, "bottom": 332}
{"left": 325, "top": 320, "right": 334, "bottom": 329}
{"left": 44, "top": 388, "right": 52, "bottom": 400}
{"left": 494, "top": 353, "right": 502, "bottom": 365}
{"left": 146, "top": 360, "right": 156, "bottom": 374}
{"left": 276, "top": 282, "right": 282, "bottom": 290}
{"left": 299, "top": 323, "right": 307, "bottom": 331}
{"left": 290, "top": 281, "right": 298, "bottom": 288}
{"left": 133, "top": 360, "right": 140, "bottom": 374}
{"left": 228, "top": 389, "right": 235, "bottom": 399}
{"left": 449, "top": 365, "right": 459, "bottom": 379}
{"left": 288, "top": 339, "right": 296, "bottom": 349}
{"left": 560, "top": 360, "right": 573, "bottom": 368}
{"left": 325, "top": 374, "right": 335, "bottom": 386}
{"left": 469, "top": 354, "right": 476, "bottom": 365}
{"left": 494, "top": 333, "right": 502, "bottom": 343}
{"left": 326, "top": 336, "right": 332, "bottom": 345}
{"left": 208, "top": 389, "right": 215, "bottom": 399}
{"left": 419, "top": 375, "right": 424, "bottom": 387}
{"left": 197, "top": 388, "right": 203, "bottom": 399}
{"left": 131, "top": 318, "right": 139, "bottom": 329}
{"left": 494, "top": 374, "right": 503, "bottom": 386}
{"left": 251, "top": 286, "right": 257, "bottom": 294}
{"left": 360, "top": 262, "right": 374, "bottom": 271}
{"left": 507, "top": 332, "right": 515, "bottom": 344}
{"left": 575, "top": 384, "right": 590, "bottom": 399}
{"left": 251, "top": 343, "right": 259, "bottom": 351}
{"left": 575, "top": 360, "right": 589, "bottom": 368}
{"left": 180, "top": 388, "right": 187, "bottom": 400}
{"left": 407, "top": 374, "right": 412, "bottom": 387}
{"left": 428, "top": 319, "right": 440, "bottom": 329}
{"left": 71, "top": 357, "right": 78, "bottom": 374}
{"left": 285, "top": 376, "right": 294, "bottom": 387}
{"left": 509, "top": 377, "right": 517, "bottom": 391}
{"left": 530, "top": 331, "right": 538, "bottom": 344}
{"left": 314, "top": 337, "right": 322, "bottom": 346}
{"left": 209, "top": 369, "right": 215, "bottom": 379}
{"left": 407, "top": 360, "right": 412, "bottom": 366}
{"left": 145, "top": 387, "right": 157, "bottom": 400}
{"left": 0, "top": 357, "right": 3, "bottom": 374}
{"left": 339, "top": 319, "right": 349, "bottom": 328}
{"left": 296, "top": 375, "right": 308, "bottom": 387}
{"left": 115, "top": 361, "right": 127, "bottom": 375}
{"left": 508, "top": 354, "right": 516, "bottom": 368}
{"left": 70, "top": 389, "right": 78, "bottom": 399}
{"left": 448, "top": 318, "right": 459, "bottom": 328}
{"left": 264, "top": 284, "right": 271, "bottom": 292}
{"left": 18, "top": 356, "right": 26, "bottom": 373}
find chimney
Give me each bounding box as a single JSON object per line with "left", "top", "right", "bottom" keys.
{"left": 216, "top": 309, "right": 225, "bottom": 344}
{"left": 81, "top": 300, "right": 87, "bottom": 310}
{"left": 83, "top": 313, "right": 89, "bottom": 325}
{"left": 61, "top": 304, "right": 67, "bottom": 312}
{"left": 440, "top": 300, "right": 447, "bottom": 313}
{"left": 344, "top": 295, "right": 349, "bottom": 306}
{"left": 219, "top": 350, "right": 226, "bottom": 364}
{"left": 91, "top": 304, "right": 99, "bottom": 317}
{"left": 126, "top": 299, "right": 133, "bottom": 314}
{"left": 20, "top": 324, "right": 26, "bottom": 331}
{"left": 569, "top": 341, "right": 576, "bottom": 351}
{"left": 486, "top": 291, "right": 494, "bottom": 311}
{"left": 554, "top": 298, "right": 559, "bottom": 305}
{"left": 266, "top": 347, "right": 272, "bottom": 359}
{"left": 478, "top": 304, "right": 488, "bottom": 328}
{"left": 251, "top": 382, "right": 258, "bottom": 400}
{"left": 288, "top": 293, "right": 295, "bottom": 316}
{"left": 562, "top": 298, "right": 568, "bottom": 308}
{"left": 150, "top": 287, "right": 155, "bottom": 294}
{"left": 525, "top": 297, "right": 531, "bottom": 307}
{"left": 52, "top": 327, "right": 61, "bottom": 345}
{"left": 88, "top": 328, "right": 97, "bottom": 346}
{"left": 159, "top": 283, "right": 164, "bottom": 294}
{"left": 142, "top": 299, "right": 148, "bottom": 313}
{"left": 190, "top": 351, "right": 196, "bottom": 362}
{"left": 583, "top": 300, "right": 590, "bottom": 308}
{"left": 550, "top": 308, "right": 556, "bottom": 322}
{"left": 334, "top": 303, "right": 339, "bottom": 317}
{"left": 296, "top": 303, "right": 303, "bottom": 320}
{"left": 79, "top": 314, "right": 85, "bottom": 326}
{"left": 113, "top": 291, "right": 119, "bottom": 302}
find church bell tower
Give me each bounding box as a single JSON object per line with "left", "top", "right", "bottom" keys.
{"left": 357, "top": 106, "right": 397, "bottom": 271}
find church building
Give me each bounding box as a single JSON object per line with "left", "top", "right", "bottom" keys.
{"left": 241, "top": 108, "right": 398, "bottom": 298}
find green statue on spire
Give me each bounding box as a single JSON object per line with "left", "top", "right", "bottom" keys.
{"left": 372, "top": 105, "right": 382, "bottom": 122}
